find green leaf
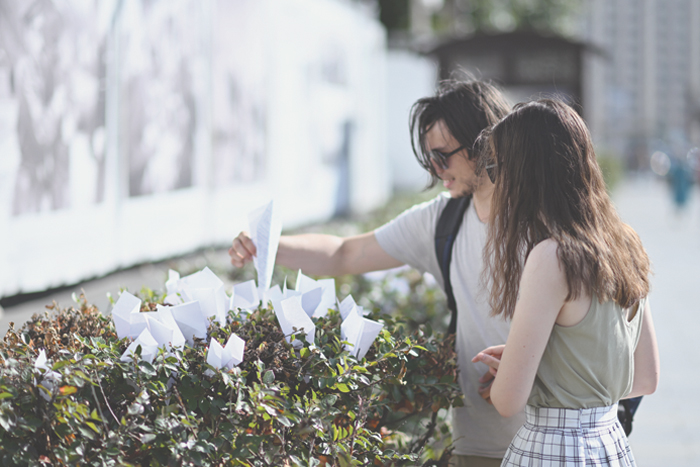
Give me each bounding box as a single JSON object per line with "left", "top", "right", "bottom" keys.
{"left": 0, "top": 392, "right": 14, "bottom": 400}
{"left": 336, "top": 383, "right": 350, "bottom": 393}
{"left": 262, "top": 370, "right": 275, "bottom": 385}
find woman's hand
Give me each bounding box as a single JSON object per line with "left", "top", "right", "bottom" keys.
{"left": 472, "top": 344, "right": 505, "bottom": 377}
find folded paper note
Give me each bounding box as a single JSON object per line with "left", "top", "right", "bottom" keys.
{"left": 153, "top": 305, "right": 187, "bottom": 350}
{"left": 296, "top": 271, "right": 336, "bottom": 318}
{"left": 170, "top": 301, "right": 208, "bottom": 346}
{"left": 34, "top": 349, "right": 61, "bottom": 401}
{"left": 230, "top": 279, "right": 260, "bottom": 311}
{"left": 249, "top": 200, "right": 282, "bottom": 297}
{"left": 206, "top": 333, "right": 246, "bottom": 374}
{"left": 164, "top": 267, "right": 228, "bottom": 324}
{"left": 341, "top": 309, "right": 384, "bottom": 360}
{"left": 275, "top": 295, "right": 315, "bottom": 348}
{"left": 112, "top": 291, "right": 146, "bottom": 340}
{"left": 120, "top": 328, "right": 160, "bottom": 363}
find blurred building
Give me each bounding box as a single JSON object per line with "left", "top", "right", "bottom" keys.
{"left": 584, "top": 0, "right": 700, "bottom": 168}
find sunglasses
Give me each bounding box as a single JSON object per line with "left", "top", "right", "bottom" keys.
{"left": 485, "top": 163, "right": 497, "bottom": 183}
{"left": 430, "top": 145, "right": 465, "bottom": 170}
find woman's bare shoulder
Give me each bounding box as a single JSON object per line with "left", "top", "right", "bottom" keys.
{"left": 526, "top": 239, "right": 561, "bottom": 269}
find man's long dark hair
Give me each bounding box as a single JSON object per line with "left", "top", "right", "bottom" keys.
{"left": 410, "top": 79, "right": 511, "bottom": 188}
{"left": 485, "top": 99, "right": 650, "bottom": 319}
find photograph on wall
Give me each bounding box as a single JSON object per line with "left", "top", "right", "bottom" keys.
{"left": 0, "top": 0, "right": 110, "bottom": 216}
{"left": 211, "top": 0, "right": 267, "bottom": 186}
{"left": 118, "top": 0, "right": 201, "bottom": 197}
{"left": 307, "top": 39, "right": 353, "bottom": 217}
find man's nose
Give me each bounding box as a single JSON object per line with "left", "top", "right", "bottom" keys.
{"left": 431, "top": 158, "right": 445, "bottom": 174}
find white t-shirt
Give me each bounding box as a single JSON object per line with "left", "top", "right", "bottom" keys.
{"left": 374, "top": 193, "right": 525, "bottom": 458}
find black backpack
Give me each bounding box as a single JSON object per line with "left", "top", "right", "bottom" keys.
{"left": 434, "top": 196, "right": 642, "bottom": 436}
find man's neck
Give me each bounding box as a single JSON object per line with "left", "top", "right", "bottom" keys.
{"left": 471, "top": 179, "right": 494, "bottom": 223}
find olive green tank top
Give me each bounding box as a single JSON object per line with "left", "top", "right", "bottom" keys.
{"left": 528, "top": 294, "right": 646, "bottom": 409}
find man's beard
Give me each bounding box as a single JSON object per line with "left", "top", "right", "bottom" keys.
{"left": 454, "top": 177, "right": 479, "bottom": 198}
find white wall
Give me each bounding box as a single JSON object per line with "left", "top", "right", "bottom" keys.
{"left": 386, "top": 50, "right": 437, "bottom": 191}
{"left": 0, "top": 0, "right": 388, "bottom": 298}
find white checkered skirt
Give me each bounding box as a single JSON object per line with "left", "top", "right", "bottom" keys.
{"left": 501, "top": 404, "right": 636, "bottom": 467}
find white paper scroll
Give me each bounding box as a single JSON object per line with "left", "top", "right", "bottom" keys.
{"left": 248, "top": 200, "right": 282, "bottom": 297}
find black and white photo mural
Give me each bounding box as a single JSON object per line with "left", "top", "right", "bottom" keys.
{"left": 212, "top": 0, "right": 267, "bottom": 186}
{"left": 0, "top": 0, "right": 387, "bottom": 298}
{"left": 118, "top": 0, "right": 200, "bottom": 197}
{"left": 0, "top": 0, "right": 110, "bottom": 215}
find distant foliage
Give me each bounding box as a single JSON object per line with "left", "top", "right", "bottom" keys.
{"left": 0, "top": 270, "right": 460, "bottom": 466}
{"left": 379, "top": 0, "right": 583, "bottom": 37}
{"left": 596, "top": 152, "right": 625, "bottom": 193}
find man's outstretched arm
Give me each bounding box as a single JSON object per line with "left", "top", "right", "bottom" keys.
{"left": 229, "top": 231, "right": 403, "bottom": 277}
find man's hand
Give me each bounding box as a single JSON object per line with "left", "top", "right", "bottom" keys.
{"left": 478, "top": 370, "right": 495, "bottom": 404}
{"left": 229, "top": 231, "right": 257, "bottom": 268}
{"left": 473, "top": 345, "right": 504, "bottom": 405}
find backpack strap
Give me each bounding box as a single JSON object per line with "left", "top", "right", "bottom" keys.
{"left": 435, "top": 195, "right": 472, "bottom": 335}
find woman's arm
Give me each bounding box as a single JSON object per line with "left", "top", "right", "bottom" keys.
{"left": 624, "top": 299, "right": 660, "bottom": 398}
{"left": 473, "top": 239, "right": 568, "bottom": 417}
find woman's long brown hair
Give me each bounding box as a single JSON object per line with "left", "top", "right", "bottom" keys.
{"left": 484, "top": 99, "right": 650, "bottom": 319}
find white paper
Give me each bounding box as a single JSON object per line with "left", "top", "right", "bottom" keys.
{"left": 230, "top": 280, "right": 260, "bottom": 311}
{"left": 275, "top": 295, "right": 316, "bottom": 348}
{"left": 164, "top": 268, "right": 228, "bottom": 324}
{"left": 248, "top": 200, "right": 283, "bottom": 296}
{"left": 300, "top": 287, "right": 323, "bottom": 318}
{"left": 111, "top": 291, "right": 143, "bottom": 340}
{"left": 170, "top": 301, "right": 208, "bottom": 346}
{"left": 205, "top": 333, "right": 246, "bottom": 375}
{"left": 205, "top": 338, "right": 226, "bottom": 375}
{"left": 154, "top": 305, "right": 186, "bottom": 349}
{"left": 341, "top": 309, "right": 384, "bottom": 360}
{"left": 120, "top": 328, "right": 160, "bottom": 363}
{"left": 295, "top": 271, "right": 335, "bottom": 318}
{"left": 165, "top": 269, "right": 181, "bottom": 295}
{"left": 222, "top": 333, "right": 245, "bottom": 368}
{"left": 34, "top": 349, "right": 60, "bottom": 401}
{"left": 188, "top": 287, "right": 228, "bottom": 325}
{"left": 316, "top": 278, "right": 337, "bottom": 318}
{"left": 338, "top": 295, "right": 358, "bottom": 321}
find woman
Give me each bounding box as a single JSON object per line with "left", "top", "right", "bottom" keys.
{"left": 472, "top": 99, "right": 660, "bottom": 466}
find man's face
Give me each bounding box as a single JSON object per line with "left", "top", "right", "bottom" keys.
{"left": 425, "top": 120, "right": 479, "bottom": 198}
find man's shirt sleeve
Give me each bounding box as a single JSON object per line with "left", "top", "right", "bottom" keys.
{"left": 373, "top": 194, "right": 447, "bottom": 287}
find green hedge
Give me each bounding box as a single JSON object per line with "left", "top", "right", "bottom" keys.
{"left": 0, "top": 270, "right": 460, "bottom": 466}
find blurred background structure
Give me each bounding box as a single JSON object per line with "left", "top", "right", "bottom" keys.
{"left": 2, "top": 0, "right": 699, "bottom": 299}
{"left": 1, "top": 1, "right": 699, "bottom": 464}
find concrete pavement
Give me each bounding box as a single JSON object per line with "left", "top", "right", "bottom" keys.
{"left": 614, "top": 176, "right": 700, "bottom": 466}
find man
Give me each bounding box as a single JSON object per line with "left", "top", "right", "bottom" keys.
{"left": 229, "top": 80, "right": 525, "bottom": 466}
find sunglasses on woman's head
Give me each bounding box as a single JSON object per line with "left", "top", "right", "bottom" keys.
{"left": 485, "top": 163, "right": 497, "bottom": 183}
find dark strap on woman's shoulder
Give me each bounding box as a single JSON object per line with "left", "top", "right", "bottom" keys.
{"left": 434, "top": 195, "right": 472, "bottom": 335}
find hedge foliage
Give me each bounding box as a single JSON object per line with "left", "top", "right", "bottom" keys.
{"left": 0, "top": 269, "right": 461, "bottom": 466}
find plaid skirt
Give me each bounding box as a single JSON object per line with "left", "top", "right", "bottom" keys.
{"left": 501, "top": 404, "right": 636, "bottom": 467}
